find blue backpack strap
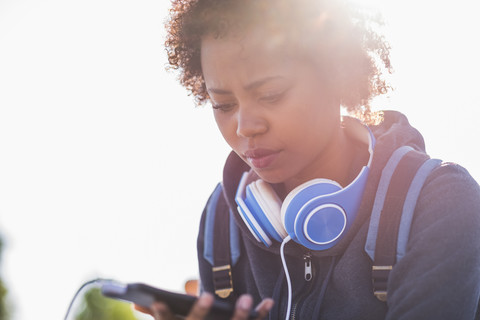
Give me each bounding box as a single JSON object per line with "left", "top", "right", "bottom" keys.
{"left": 365, "top": 147, "right": 441, "bottom": 301}
{"left": 396, "top": 157, "right": 442, "bottom": 260}
{"left": 203, "top": 183, "right": 240, "bottom": 299}
{"left": 365, "top": 146, "right": 414, "bottom": 259}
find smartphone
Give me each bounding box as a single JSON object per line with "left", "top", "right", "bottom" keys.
{"left": 101, "top": 282, "right": 258, "bottom": 320}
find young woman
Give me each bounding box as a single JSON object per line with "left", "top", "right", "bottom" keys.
{"left": 155, "top": 0, "right": 480, "bottom": 319}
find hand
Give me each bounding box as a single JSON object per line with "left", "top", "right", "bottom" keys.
{"left": 137, "top": 293, "right": 274, "bottom": 320}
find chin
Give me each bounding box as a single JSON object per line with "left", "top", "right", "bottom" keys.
{"left": 252, "top": 168, "right": 287, "bottom": 185}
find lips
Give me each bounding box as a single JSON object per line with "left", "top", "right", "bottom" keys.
{"left": 244, "top": 148, "right": 281, "bottom": 169}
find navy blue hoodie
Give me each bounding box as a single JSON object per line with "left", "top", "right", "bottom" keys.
{"left": 197, "top": 111, "right": 480, "bottom": 319}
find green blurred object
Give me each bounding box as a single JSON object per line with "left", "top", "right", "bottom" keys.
{"left": 0, "top": 237, "right": 9, "bottom": 320}
{"left": 74, "top": 286, "right": 138, "bottom": 320}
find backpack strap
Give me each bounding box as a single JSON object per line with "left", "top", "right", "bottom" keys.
{"left": 365, "top": 146, "right": 442, "bottom": 301}
{"left": 203, "top": 183, "right": 241, "bottom": 299}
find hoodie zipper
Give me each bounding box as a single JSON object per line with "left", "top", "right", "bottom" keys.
{"left": 289, "top": 252, "right": 314, "bottom": 320}
{"left": 304, "top": 252, "right": 313, "bottom": 281}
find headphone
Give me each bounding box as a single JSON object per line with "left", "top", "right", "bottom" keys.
{"left": 235, "top": 120, "right": 375, "bottom": 251}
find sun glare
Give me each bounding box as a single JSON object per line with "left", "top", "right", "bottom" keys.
{"left": 346, "top": 0, "right": 384, "bottom": 10}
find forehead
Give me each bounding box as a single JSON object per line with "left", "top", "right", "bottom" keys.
{"left": 201, "top": 28, "right": 292, "bottom": 61}
{"left": 200, "top": 30, "right": 296, "bottom": 85}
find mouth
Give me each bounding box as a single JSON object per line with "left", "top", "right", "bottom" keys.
{"left": 243, "top": 148, "right": 281, "bottom": 169}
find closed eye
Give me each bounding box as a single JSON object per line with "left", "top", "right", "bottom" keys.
{"left": 259, "top": 90, "right": 288, "bottom": 104}
{"left": 212, "top": 102, "right": 237, "bottom": 112}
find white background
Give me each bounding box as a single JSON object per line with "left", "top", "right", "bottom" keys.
{"left": 0, "top": 0, "right": 479, "bottom": 319}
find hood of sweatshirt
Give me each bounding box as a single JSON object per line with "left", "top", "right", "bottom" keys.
{"left": 221, "top": 110, "right": 426, "bottom": 257}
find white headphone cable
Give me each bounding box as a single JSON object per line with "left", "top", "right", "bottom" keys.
{"left": 280, "top": 236, "right": 292, "bottom": 320}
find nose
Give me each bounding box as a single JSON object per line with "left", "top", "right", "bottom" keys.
{"left": 236, "top": 103, "right": 268, "bottom": 138}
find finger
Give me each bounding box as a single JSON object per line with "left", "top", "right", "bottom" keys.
{"left": 133, "top": 304, "right": 152, "bottom": 315}
{"left": 254, "top": 298, "right": 274, "bottom": 320}
{"left": 150, "top": 301, "right": 175, "bottom": 320}
{"left": 231, "top": 295, "right": 253, "bottom": 320}
{"left": 186, "top": 292, "right": 214, "bottom": 320}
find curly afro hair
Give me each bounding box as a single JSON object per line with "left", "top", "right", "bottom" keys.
{"left": 165, "top": 0, "right": 391, "bottom": 123}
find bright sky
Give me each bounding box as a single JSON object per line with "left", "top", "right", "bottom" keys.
{"left": 0, "top": 1, "right": 479, "bottom": 320}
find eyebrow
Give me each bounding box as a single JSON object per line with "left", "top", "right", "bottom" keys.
{"left": 207, "top": 76, "right": 284, "bottom": 95}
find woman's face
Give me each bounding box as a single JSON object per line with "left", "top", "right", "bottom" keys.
{"left": 201, "top": 30, "right": 342, "bottom": 191}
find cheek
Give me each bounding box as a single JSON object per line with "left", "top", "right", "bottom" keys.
{"left": 214, "top": 112, "right": 238, "bottom": 146}
{"left": 277, "top": 100, "right": 338, "bottom": 151}
{"left": 279, "top": 101, "right": 333, "bottom": 134}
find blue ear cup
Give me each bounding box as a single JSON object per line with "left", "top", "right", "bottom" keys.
{"left": 235, "top": 120, "right": 375, "bottom": 250}
{"left": 236, "top": 172, "right": 286, "bottom": 246}
{"left": 249, "top": 180, "right": 288, "bottom": 241}
{"left": 281, "top": 167, "right": 370, "bottom": 250}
